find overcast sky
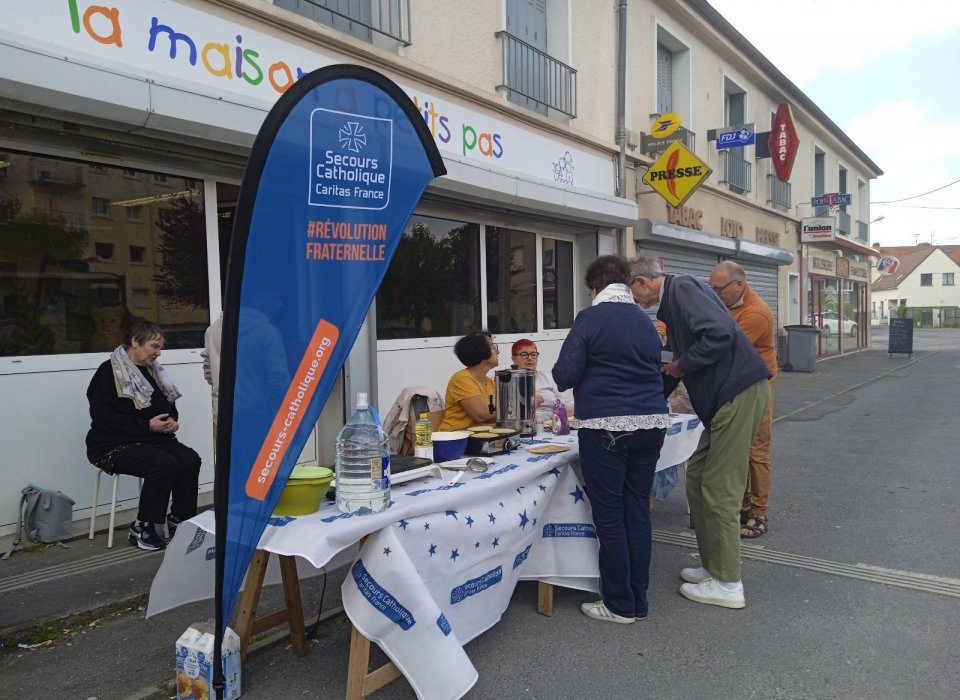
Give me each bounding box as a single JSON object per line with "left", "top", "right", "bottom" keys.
{"left": 707, "top": 0, "right": 960, "bottom": 247}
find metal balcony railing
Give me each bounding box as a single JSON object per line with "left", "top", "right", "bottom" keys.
{"left": 766, "top": 174, "right": 791, "bottom": 211}
{"left": 274, "top": 0, "right": 411, "bottom": 45}
{"left": 52, "top": 210, "right": 87, "bottom": 228}
{"left": 496, "top": 31, "right": 577, "bottom": 118}
{"left": 28, "top": 160, "right": 85, "bottom": 190}
{"left": 837, "top": 210, "right": 851, "bottom": 235}
{"left": 719, "top": 150, "right": 751, "bottom": 193}
{"left": 856, "top": 219, "right": 869, "bottom": 241}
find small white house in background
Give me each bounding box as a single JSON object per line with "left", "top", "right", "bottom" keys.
{"left": 871, "top": 244, "right": 960, "bottom": 327}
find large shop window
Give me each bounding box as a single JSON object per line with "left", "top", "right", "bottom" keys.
{"left": 376, "top": 215, "right": 575, "bottom": 340}
{"left": 377, "top": 215, "right": 481, "bottom": 339}
{"left": 542, "top": 237, "right": 574, "bottom": 329}
{"left": 0, "top": 150, "right": 209, "bottom": 357}
{"left": 486, "top": 227, "right": 536, "bottom": 334}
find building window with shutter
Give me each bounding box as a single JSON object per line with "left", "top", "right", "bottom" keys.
{"left": 654, "top": 26, "right": 690, "bottom": 122}
{"left": 721, "top": 78, "right": 750, "bottom": 194}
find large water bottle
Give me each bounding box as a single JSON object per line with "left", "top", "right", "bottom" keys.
{"left": 335, "top": 392, "right": 391, "bottom": 515}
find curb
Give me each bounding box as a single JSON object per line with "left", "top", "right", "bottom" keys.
{"left": 0, "top": 593, "right": 147, "bottom": 652}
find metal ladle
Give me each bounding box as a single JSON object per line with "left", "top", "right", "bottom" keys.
{"left": 440, "top": 458, "right": 489, "bottom": 473}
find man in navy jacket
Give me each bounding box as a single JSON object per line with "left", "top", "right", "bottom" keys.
{"left": 628, "top": 256, "right": 770, "bottom": 609}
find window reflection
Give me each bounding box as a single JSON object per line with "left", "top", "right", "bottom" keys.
{"left": 486, "top": 227, "right": 537, "bottom": 334}
{"left": 0, "top": 150, "right": 209, "bottom": 356}
{"left": 376, "top": 215, "right": 481, "bottom": 339}
{"left": 542, "top": 237, "right": 574, "bottom": 329}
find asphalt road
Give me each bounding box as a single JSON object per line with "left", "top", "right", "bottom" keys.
{"left": 2, "top": 328, "right": 958, "bottom": 700}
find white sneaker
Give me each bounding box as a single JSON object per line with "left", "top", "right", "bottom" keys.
{"left": 680, "top": 566, "right": 711, "bottom": 584}
{"left": 679, "top": 578, "right": 745, "bottom": 609}
{"left": 580, "top": 600, "right": 635, "bottom": 624}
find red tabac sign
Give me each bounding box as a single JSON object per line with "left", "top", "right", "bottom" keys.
{"left": 769, "top": 102, "right": 798, "bottom": 182}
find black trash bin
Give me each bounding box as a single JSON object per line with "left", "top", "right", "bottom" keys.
{"left": 782, "top": 325, "right": 820, "bottom": 372}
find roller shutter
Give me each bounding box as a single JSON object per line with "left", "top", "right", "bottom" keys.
{"left": 735, "top": 261, "right": 779, "bottom": 332}
{"left": 733, "top": 259, "right": 782, "bottom": 364}
{"left": 634, "top": 243, "right": 722, "bottom": 321}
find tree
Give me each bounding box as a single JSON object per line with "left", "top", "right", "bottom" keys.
{"left": 0, "top": 195, "right": 89, "bottom": 264}
{"left": 154, "top": 195, "right": 209, "bottom": 309}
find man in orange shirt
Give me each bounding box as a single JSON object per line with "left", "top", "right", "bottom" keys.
{"left": 709, "top": 261, "right": 777, "bottom": 538}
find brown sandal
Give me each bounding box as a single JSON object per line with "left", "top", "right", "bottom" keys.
{"left": 740, "top": 515, "right": 767, "bottom": 539}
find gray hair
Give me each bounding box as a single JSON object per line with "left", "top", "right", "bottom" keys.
{"left": 627, "top": 255, "right": 664, "bottom": 279}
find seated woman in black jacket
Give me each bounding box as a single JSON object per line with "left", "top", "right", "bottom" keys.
{"left": 85, "top": 320, "right": 201, "bottom": 550}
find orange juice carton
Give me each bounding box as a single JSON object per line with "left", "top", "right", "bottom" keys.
{"left": 175, "top": 622, "right": 241, "bottom": 700}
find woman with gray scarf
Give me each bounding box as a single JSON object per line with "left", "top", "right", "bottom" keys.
{"left": 86, "top": 320, "right": 201, "bottom": 550}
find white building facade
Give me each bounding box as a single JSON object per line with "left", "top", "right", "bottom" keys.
{"left": 0, "top": 0, "right": 880, "bottom": 536}
{"left": 622, "top": 0, "right": 882, "bottom": 360}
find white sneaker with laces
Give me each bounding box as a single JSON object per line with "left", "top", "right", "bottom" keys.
{"left": 679, "top": 578, "right": 745, "bottom": 609}
{"left": 680, "top": 566, "right": 711, "bottom": 584}
{"left": 580, "top": 600, "right": 635, "bottom": 624}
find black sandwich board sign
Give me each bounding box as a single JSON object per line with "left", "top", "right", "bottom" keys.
{"left": 888, "top": 318, "right": 914, "bottom": 358}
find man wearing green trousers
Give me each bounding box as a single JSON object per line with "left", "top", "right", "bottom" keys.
{"left": 628, "top": 256, "right": 770, "bottom": 609}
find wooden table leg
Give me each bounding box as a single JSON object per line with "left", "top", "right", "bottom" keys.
{"left": 234, "top": 549, "right": 269, "bottom": 661}
{"left": 279, "top": 554, "right": 308, "bottom": 657}
{"left": 346, "top": 624, "right": 402, "bottom": 700}
{"left": 345, "top": 625, "right": 371, "bottom": 700}
{"left": 537, "top": 581, "right": 554, "bottom": 616}
{"left": 232, "top": 550, "right": 308, "bottom": 662}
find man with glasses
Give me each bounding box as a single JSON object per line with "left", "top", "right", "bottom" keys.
{"left": 709, "top": 261, "right": 778, "bottom": 540}
{"left": 510, "top": 339, "right": 569, "bottom": 414}
{"left": 627, "top": 256, "right": 770, "bottom": 609}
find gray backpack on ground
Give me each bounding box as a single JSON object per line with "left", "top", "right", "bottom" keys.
{"left": 2, "top": 484, "right": 75, "bottom": 560}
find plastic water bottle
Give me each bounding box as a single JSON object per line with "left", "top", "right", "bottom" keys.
{"left": 335, "top": 392, "right": 391, "bottom": 515}
{"left": 414, "top": 413, "right": 433, "bottom": 461}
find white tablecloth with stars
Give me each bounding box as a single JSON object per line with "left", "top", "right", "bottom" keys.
{"left": 147, "top": 416, "right": 703, "bottom": 700}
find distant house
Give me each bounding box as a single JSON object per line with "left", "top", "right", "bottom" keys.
{"left": 871, "top": 243, "right": 960, "bottom": 327}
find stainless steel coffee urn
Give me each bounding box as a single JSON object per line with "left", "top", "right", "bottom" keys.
{"left": 495, "top": 368, "right": 536, "bottom": 437}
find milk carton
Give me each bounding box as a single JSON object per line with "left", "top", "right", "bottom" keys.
{"left": 175, "top": 622, "right": 241, "bottom": 700}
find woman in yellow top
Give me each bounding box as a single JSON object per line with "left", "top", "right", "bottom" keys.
{"left": 438, "top": 331, "right": 499, "bottom": 431}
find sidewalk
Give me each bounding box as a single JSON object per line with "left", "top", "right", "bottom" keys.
{"left": 2, "top": 332, "right": 956, "bottom": 699}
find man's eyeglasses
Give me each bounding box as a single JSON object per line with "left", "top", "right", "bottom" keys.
{"left": 513, "top": 351, "right": 539, "bottom": 359}
{"left": 709, "top": 280, "right": 741, "bottom": 294}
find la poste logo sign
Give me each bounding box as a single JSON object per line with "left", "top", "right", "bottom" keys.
{"left": 642, "top": 141, "right": 712, "bottom": 208}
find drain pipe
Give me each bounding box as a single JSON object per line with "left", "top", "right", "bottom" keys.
{"left": 615, "top": 0, "right": 628, "bottom": 255}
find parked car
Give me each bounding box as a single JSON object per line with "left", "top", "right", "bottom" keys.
{"left": 821, "top": 311, "right": 857, "bottom": 336}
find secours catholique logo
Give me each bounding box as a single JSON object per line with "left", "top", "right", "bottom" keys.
{"left": 310, "top": 108, "right": 393, "bottom": 210}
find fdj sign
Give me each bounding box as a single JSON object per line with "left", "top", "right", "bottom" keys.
{"left": 310, "top": 108, "right": 393, "bottom": 210}
{"left": 642, "top": 142, "right": 712, "bottom": 208}
{"left": 716, "top": 127, "right": 756, "bottom": 149}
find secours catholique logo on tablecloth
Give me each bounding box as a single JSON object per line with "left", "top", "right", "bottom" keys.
{"left": 310, "top": 109, "right": 393, "bottom": 210}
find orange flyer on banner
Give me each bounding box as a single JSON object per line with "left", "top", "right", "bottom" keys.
{"left": 245, "top": 319, "right": 340, "bottom": 499}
